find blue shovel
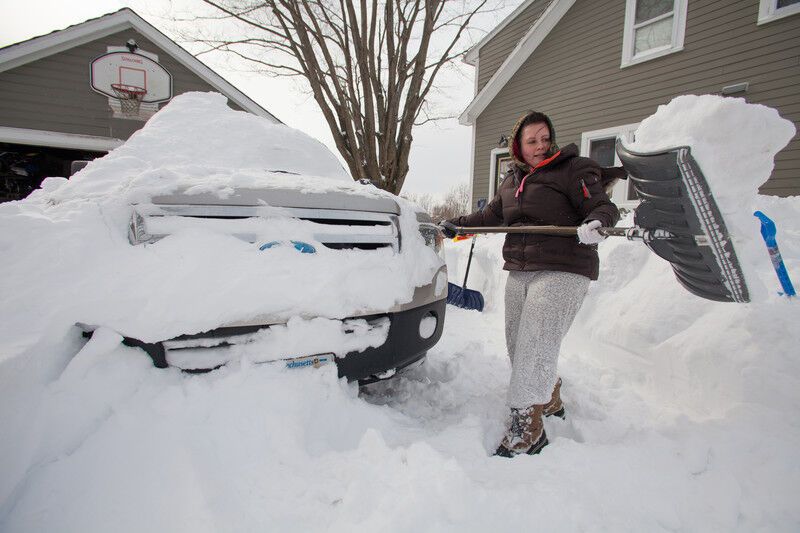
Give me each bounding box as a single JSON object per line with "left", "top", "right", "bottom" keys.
{"left": 446, "top": 235, "right": 485, "bottom": 312}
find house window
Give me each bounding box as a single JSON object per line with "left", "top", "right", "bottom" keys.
{"left": 488, "top": 148, "right": 513, "bottom": 199}
{"left": 588, "top": 138, "right": 617, "bottom": 168}
{"left": 580, "top": 124, "right": 640, "bottom": 207}
{"left": 621, "top": 0, "right": 688, "bottom": 67}
{"left": 758, "top": 0, "right": 800, "bottom": 24}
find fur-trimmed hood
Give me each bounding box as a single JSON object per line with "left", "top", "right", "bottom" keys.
{"left": 508, "top": 110, "right": 559, "bottom": 172}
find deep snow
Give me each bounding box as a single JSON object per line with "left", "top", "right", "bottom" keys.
{"left": 0, "top": 93, "right": 443, "bottom": 345}
{"left": 1, "top": 94, "right": 799, "bottom": 531}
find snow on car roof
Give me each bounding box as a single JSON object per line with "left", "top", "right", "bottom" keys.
{"left": 40, "top": 92, "right": 377, "bottom": 206}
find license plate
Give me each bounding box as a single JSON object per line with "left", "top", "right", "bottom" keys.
{"left": 285, "top": 353, "right": 334, "bottom": 370}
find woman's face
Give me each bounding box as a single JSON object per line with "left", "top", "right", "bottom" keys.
{"left": 519, "top": 122, "right": 552, "bottom": 167}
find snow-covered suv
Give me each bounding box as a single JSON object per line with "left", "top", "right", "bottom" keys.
{"left": 67, "top": 93, "right": 447, "bottom": 382}
{"left": 124, "top": 182, "right": 447, "bottom": 382}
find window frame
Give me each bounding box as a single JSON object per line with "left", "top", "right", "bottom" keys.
{"left": 621, "top": 0, "right": 688, "bottom": 68}
{"left": 487, "top": 147, "right": 513, "bottom": 200}
{"left": 758, "top": 0, "right": 800, "bottom": 24}
{"left": 580, "top": 123, "right": 640, "bottom": 208}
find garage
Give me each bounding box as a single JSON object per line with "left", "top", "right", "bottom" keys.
{"left": 0, "top": 8, "right": 278, "bottom": 203}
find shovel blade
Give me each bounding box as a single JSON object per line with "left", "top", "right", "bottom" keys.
{"left": 447, "top": 283, "right": 485, "bottom": 312}
{"left": 617, "top": 140, "right": 749, "bottom": 303}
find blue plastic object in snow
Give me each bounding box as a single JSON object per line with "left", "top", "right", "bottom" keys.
{"left": 754, "top": 211, "right": 795, "bottom": 297}
{"left": 259, "top": 241, "right": 317, "bottom": 253}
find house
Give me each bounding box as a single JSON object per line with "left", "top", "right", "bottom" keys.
{"left": 460, "top": 0, "right": 800, "bottom": 209}
{"left": 0, "top": 8, "right": 280, "bottom": 202}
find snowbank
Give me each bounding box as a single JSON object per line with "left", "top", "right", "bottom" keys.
{"left": 625, "top": 94, "right": 796, "bottom": 302}
{"left": 0, "top": 92, "right": 442, "bottom": 347}
{"left": 42, "top": 91, "right": 352, "bottom": 205}
{"left": 1, "top": 95, "right": 798, "bottom": 531}
{"left": 438, "top": 96, "right": 800, "bottom": 529}
{"left": 438, "top": 196, "right": 799, "bottom": 530}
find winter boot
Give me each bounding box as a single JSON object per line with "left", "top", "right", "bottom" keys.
{"left": 543, "top": 377, "right": 566, "bottom": 419}
{"left": 494, "top": 404, "right": 548, "bottom": 457}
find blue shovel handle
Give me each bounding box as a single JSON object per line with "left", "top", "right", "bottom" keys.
{"left": 754, "top": 211, "right": 795, "bottom": 297}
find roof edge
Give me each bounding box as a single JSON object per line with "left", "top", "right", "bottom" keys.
{"left": 463, "top": 0, "right": 540, "bottom": 65}
{"left": 459, "top": 0, "right": 574, "bottom": 125}
{"left": 0, "top": 10, "right": 133, "bottom": 73}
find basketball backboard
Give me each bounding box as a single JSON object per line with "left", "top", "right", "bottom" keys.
{"left": 90, "top": 46, "right": 173, "bottom": 120}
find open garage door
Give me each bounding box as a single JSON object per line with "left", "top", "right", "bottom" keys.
{"left": 0, "top": 143, "right": 105, "bottom": 202}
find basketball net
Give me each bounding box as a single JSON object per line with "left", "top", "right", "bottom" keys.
{"left": 111, "top": 83, "right": 147, "bottom": 116}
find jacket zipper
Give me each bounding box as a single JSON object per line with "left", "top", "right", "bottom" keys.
{"left": 516, "top": 169, "right": 538, "bottom": 265}
{"left": 513, "top": 151, "right": 562, "bottom": 265}
{"left": 580, "top": 178, "right": 592, "bottom": 199}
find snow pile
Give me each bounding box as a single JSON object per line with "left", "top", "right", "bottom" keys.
{"left": 42, "top": 91, "right": 351, "bottom": 205}
{"left": 1, "top": 95, "right": 798, "bottom": 531}
{"left": 0, "top": 92, "right": 442, "bottom": 345}
{"left": 626, "top": 94, "right": 796, "bottom": 301}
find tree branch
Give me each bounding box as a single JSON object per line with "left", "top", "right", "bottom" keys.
{"left": 180, "top": 0, "right": 499, "bottom": 193}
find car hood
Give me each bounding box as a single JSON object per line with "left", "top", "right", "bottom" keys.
{"left": 149, "top": 185, "right": 400, "bottom": 215}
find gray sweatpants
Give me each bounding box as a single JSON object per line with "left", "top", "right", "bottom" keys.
{"left": 504, "top": 270, "right": 590, "bottom": 408}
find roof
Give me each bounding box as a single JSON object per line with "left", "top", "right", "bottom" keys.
{"left": 459, "top": 0, "right": 574, "bottom": 125}
{"left": 0, "top": 8, "right": 281, "bottom": 123}
{"left": 463, "top": 0, "right": 541, "bottom": 65}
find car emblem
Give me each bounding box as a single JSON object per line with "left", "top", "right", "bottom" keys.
{"left": 259, "top": 240, "right": 317, "bottom": 254}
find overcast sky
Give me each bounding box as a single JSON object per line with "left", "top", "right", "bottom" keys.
{"left": 0, "top": 0, "right": 515, "bottom": 197}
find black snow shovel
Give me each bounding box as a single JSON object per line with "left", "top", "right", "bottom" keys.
{"left": 449, "top": 142, "right": 750, "bottom": 304}
{"left": 447, "top": 235, "right": 485, "bottom": 311}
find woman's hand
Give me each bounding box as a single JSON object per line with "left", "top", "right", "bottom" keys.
{"left": 438, "top": 221, "right": 458, "bottom": 239}
{"left": 577, "top": 220, "right": 605, "bottom": 244}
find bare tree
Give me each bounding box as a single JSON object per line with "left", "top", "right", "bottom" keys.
{"left": 431, "top": 181, "right": 470, "bottom": 220}
{"left": 188, "top": 0, "right": 493, "bottom": 194}
{"left": 403, "top": 182, "right": 470, "bottom": 221}
{"left": 401, "top": 191, "right": 437, "bottom": 214}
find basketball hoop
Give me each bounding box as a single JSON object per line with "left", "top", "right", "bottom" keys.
{"left": 111, "top": 83, "right": 147, "bottom": 116}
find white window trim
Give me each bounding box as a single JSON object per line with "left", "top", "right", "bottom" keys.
{"left": 469, "top": 59, "right": 478, "bottom": 208}
{"left": 487, "top": 147, "right": 511, "bottom": 200}
{"left": 621, "top": 0, "right": 688, "bottom": 68}
{"left": 580, "top": 123, "right": 640, "bottom": 208}
{"left": 758, "top": 0, "right": 800, "bottom": 24}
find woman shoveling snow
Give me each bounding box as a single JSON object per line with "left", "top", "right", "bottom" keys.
{"left": 441, "top": 110, "right": 620, "bottom": 457}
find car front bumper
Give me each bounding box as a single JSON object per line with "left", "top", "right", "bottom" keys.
{"left": 105, "top": 298, "right": 446, "bottom": 383}
{"left": 335, "top": 298, "right": 446, "bottom": 383}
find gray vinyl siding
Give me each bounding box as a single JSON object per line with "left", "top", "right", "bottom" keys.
{"left": 471, "top": 0, "right": 800, "bottom": 204}
{"left": 0, "top": 28, "right": 242, "bottom": 142}
{"left": 477, "top": 0, "right": 551, "bottom": 91}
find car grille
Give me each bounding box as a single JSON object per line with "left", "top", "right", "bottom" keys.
{"left": 161, "top": 315, "right": 391, "bottom": 370}
{"left": 129, "top": 204, "right": 400, "bottom": 252}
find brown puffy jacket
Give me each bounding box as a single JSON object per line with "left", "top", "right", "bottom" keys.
{"left": 450, "top": 143, "right": 619, "bottom": 280}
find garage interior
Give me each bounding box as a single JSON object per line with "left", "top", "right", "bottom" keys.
{"left": 0, "top": 142, "right": 105, "bottom": 202}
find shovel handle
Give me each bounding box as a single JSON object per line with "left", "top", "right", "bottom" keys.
{"left": 462, "top": 236, "right": 476, "bottom": 288}
{"left": 454, "top": 225, "right": 630, "bottom": 237}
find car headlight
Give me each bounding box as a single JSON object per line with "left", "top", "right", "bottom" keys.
{"left": 128, "top": 207, "right": 166, "bottom": 245}
{"left": 418, "top": 222, "right": 445, "bottom": 261}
